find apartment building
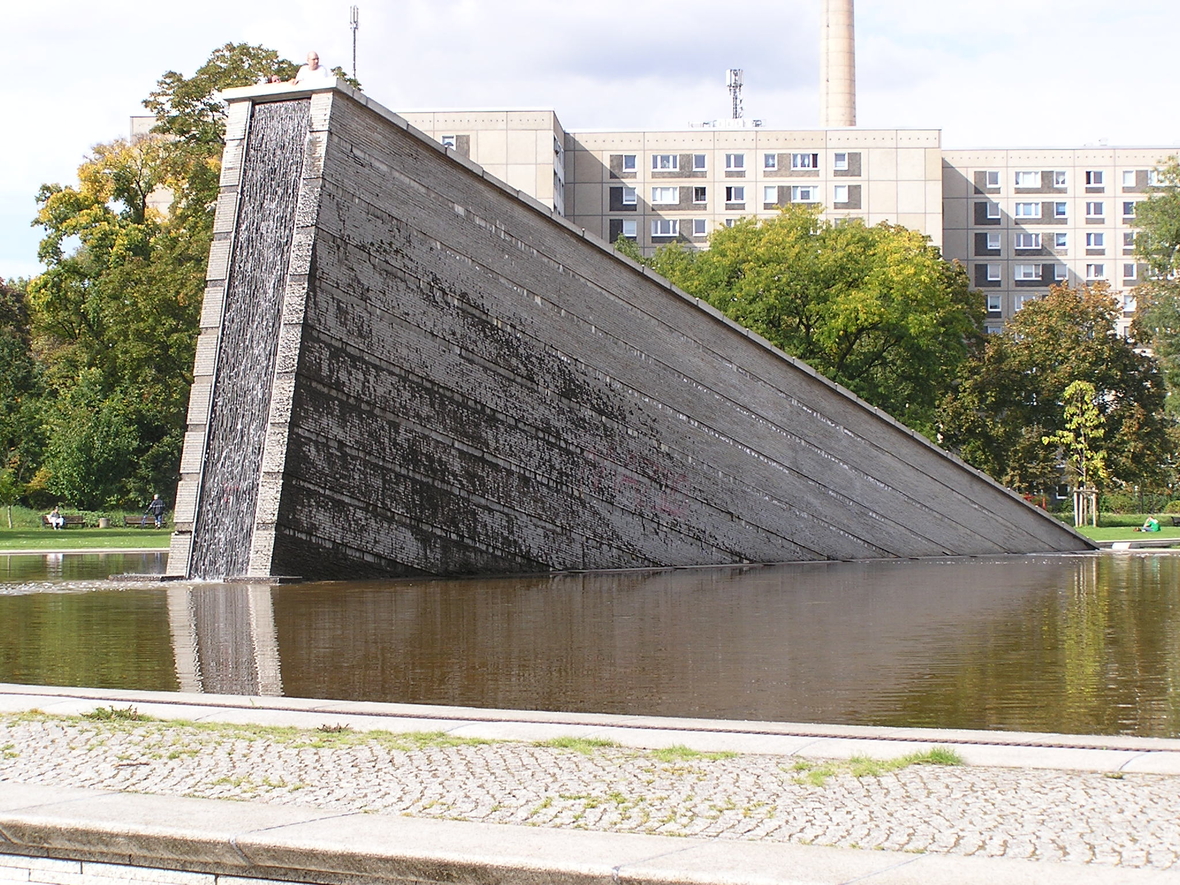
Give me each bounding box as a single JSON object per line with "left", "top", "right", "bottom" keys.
{"left": 943, "top": 148, "right": 1170, "bottom": 336}
{"left": 391, "top": 111, "right": 1180, "bottom": 334}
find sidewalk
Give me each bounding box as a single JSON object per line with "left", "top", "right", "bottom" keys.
{"left": 1, "top": 684, "right": 1178, "bottom": 883}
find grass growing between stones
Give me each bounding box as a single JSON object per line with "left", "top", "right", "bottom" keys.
{"left": 789, "top": 747, "right": 963, "bottom": 786}
{"left": 534, "top": 736, "right": 620, "bottom": 754}
{"left": 651, "top": 744, "right": 737, "bottom": 763}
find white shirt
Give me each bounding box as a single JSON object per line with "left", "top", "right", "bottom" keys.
{"left": 295, "top": 64, "right": 335, "bottom": 86}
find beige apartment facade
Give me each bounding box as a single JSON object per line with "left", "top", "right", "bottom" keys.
{"left": 943, "top": 147, "right": 1174, "bottom": 335}
{"left": 401, "top": 109, "right": 1178, "bottom": 334}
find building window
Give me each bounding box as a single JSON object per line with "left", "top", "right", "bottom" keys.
{"left": 984, "top": 170, "right": 1000, "bottom": 188}
{"left": 1123, "top": 201, "right": 1137, "bottom": 217}
{"left": 1124, "top": 231, "right": 1136, "bottom": 248}
{"left": 652, "top": 154, "right": 678, "bottom": 171}
{"left": 725, "top": 153, "right": 745, "bottom": 170}
{"left": 791, "top": 185, "right": 819, "bottom": 202}
{"left": 763, "top": 185, "right": 779, "bottom": 203}
{"left": 1015, "top": 171, "right": 1039, "bottom": 188}
{"left": 834, "top": 184, "right": 849, "bottom": 203}
{"left": 621, "top": 219, "right": 637, "bottom": 238}
{"left": 763, "top": 153, "right": 777, "bottom": 170}
{"left": 986, "top": 202, "right": 1001, "bottom": 219}
{"left": 1123, "top": 170, "right": 1136, "bottom": 188}
{"left": 1015, "top": 264, "right": 1040, "bottom": 280}
{"left": 1014, "top": 232, "right": 1041, "bottom": 249}
{"left": 724, "top": 218, "right": 736, "bottom": 228}
{"left": 1015, "top": 294, "right": 1038, "bottom": 311}
{"left": 986, "top": 232, "right": 1002, "bottom": 250}
{"left": 693, "top": 186, "right": 707, "bottom": 204}
{"left": 833, "top": 152, "right": 849, "bottom": 171}
{"left": 1124, "top": 263, "right": 1138, "bottom": 280}
{"left": 693, "top": 154, "right": 707, "bottom": 171}
{"left": 622, "top": 187, "right": 637, "bottom": 205}
{"left": 1015, "top": 202, "right": 1040, "bottom": 217}
{"left": 791, "top": 152, "right": 819, "bottom": 169}
{"left": 692, "top": 219, "right": 707, "bottom": 236}
{"left": 1086, "top": 232, "right": 1105, "bottom": 247}
{"left": 1054, "top": 202, "right": 1068, "bottom": 218}
{"left": 1054, "top": 265, "right": 1068, "bottom": 281}
{"left": 987, "top": 264, "right": 1002, "bottom": 281}
{"left": 725, "top": 185, "right": 745, "bottom": 203}
{"left": 622, "top": 154, "right": 637, "bottom": 171}
{"left": 651, "top": 219, "right": 679, "bottom": 237}
{"left": 1086, "top": 170, "right": 1104, "bottom": 186}
{"left": 1054, "top": 232, "right": 1068, "bottom": 249}
{"left": 1085, "top": 201, "right": 1104, "bottom": 217}
{"left": 651, "top": 186, "right": 679, "bottom": 204}
{"left": 440, "top": 134, "right": 457, "bottom": 148}
{"left": 1053, "top": 170, "right": 1067, "bottom": 187}
{"left": 987, "top": 293, "right": 1003, "bottom": 313}
{"left": 1086, "top": 263, "right": 1106, "bottom": 280}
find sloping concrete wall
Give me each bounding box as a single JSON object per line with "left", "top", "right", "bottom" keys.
{"left": 168, "top": 84, "right": 1090, "bottom": 581}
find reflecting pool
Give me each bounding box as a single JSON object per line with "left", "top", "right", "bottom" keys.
{"left": 0, "top": 552, "right": 1177, "bottom": 737}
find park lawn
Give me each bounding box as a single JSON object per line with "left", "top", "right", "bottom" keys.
{"left": 1074, "top": 525, "right": 1180, "bottom": 543}
{"left": 0, "top": 527, "right": 171, "bottom": 551}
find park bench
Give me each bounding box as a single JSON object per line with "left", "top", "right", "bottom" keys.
{"left": 124, "top": 515, "right": 164, "bottom": 528}
{"left": 1171, "top": 516, "right": 1180, "bottom": 527}
{"left": 42, "top": 514, "right": 85, "bottom": 529}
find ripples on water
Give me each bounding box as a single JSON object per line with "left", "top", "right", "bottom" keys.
{"left": 0, "top": 552, "right": 1177, "bottom": 738}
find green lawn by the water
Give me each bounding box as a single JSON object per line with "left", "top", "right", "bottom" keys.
{"left": 0, "top": 527, "right": 171, "bottom": 550}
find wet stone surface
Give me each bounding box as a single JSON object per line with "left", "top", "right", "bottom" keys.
{"left": 1, "top": 715, "right": 1177, "bottom": 870}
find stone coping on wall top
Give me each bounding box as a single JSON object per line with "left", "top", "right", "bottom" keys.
{"left": 2, "top": 782, "right": 1178, "bottom": 885}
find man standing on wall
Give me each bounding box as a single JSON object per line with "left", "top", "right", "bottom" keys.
{"left": 293, "top": 51, "right": 335, "bottom": 86}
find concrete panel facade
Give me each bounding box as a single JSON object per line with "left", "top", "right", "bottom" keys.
{"left": 169, "top": 84, "right": 1089, "bottom": 581}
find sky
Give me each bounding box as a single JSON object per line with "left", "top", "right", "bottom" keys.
{"left": 4, "top": 0, "right": 1180, "bottom": 280}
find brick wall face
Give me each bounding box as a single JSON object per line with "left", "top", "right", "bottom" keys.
{"left": 173, "top": 87, "right": 1088, "bottom": 580}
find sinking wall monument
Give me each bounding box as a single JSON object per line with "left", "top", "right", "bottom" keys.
{"left": 166, "top": 83, "right": 1092, "bottom": 581}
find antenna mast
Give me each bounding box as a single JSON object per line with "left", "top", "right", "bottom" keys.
{"left": 350, "top": 6, "right": 360, "bottom": 81}
{"left": 726, "top": 69, "right": 744, "bottom": 120}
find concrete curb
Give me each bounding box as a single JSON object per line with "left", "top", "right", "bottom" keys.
{"left": 3, "top": 781, "right": 1179, "bottom": 885}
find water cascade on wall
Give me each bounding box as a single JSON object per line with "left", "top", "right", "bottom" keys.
{"left": 188, "top": 100, "right": 310, "bottom": 579}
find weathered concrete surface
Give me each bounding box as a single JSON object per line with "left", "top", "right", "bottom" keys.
{"left": 168, "top": 82, "right": 1091, "bottom": 580}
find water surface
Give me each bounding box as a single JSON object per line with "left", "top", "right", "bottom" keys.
{"left": 0, "top": 552, "right": 1177, "bottom": 737}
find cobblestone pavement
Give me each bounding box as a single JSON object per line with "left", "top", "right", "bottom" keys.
{"left": 1, "top": 713, "right": 1178, "bottom": 871}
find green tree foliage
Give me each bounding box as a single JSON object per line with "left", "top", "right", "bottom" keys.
{"left": 645, "top": 206, "right": 983, "bottom": 436}
{"left": 0, "top": 278, "right": 43, "bottom": 493}
{"left": 21, "top": 44, "right": 298, "bottom": 509}
{"left": 144, "top": 42, "right": 298, "bottom": 148}
{"left": 939, "top": 283, "right": 1173, "bottom": 495}
{"left": 1042, "top": 380, "right": 1107, "bottom": 491}
{"left": 1131, "top": 156, "right": 1180, "bottom": 413}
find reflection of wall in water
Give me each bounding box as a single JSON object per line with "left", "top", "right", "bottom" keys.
{"left": 167, "top": 585, "right": 281, "bottom": 696}
{"left": 270, "top": 558, "right": 1086, "bottom": 722}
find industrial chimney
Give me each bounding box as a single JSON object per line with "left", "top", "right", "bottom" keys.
{"left": 820, "top": 0, "right": 856, "bottom": 127}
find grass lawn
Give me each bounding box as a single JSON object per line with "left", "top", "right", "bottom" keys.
{"left": 1075, "top": 525, "right": 1180, "bottom": 543}
{"left": 0, "top": 527, "right": 171, "bottom": 551}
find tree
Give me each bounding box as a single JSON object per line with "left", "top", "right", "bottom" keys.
{"left": 1042, "top": 381, "right": 1106, "bottom": 526}
{"left": 21, "top": 44, "right": 300, "bottom": 508}
{"left": 939, "top": 283, "right": 1173, "bottom": 496}
{"left": 144, "top": 43, "right": 299, "bottom": 148}
{"left": 645, "top": 206, "right": 983, "bottom": 436}
{"left": 1131, "top": 156, "right": 1180, "bottom": 414}
{"left": 0, "top": 278, "right": 43, "bottom": 498}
